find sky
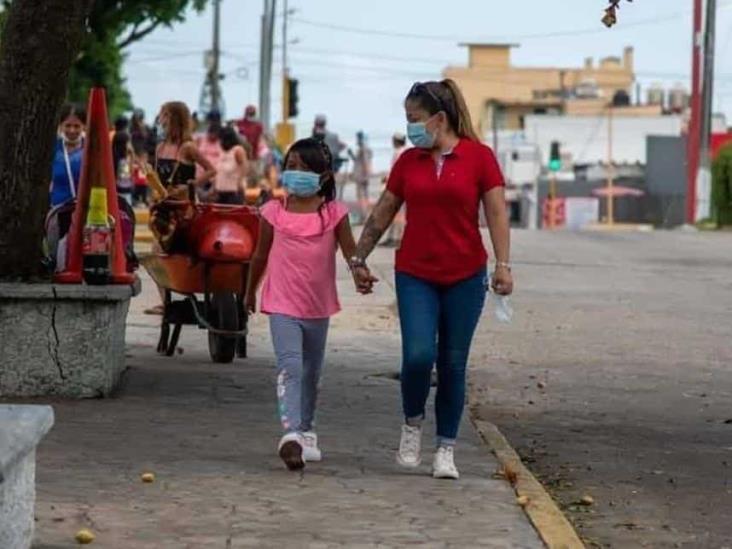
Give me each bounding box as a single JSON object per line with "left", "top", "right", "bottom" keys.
{"left": 124, "top": 0, "right": 732, "bottom": 169}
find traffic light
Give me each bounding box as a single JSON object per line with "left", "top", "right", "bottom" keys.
{"left": 287, "top": 77, "right": 299, "bottom": 118}
{"left": 549, "top": 141, "right": 561, "bottom": 172}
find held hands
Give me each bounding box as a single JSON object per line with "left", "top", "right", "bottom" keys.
{"left": 352, "top": 265, "right": 379, "bottom": 295}
{"left": 491, "top": 265, "right": 514, "bottom": 296}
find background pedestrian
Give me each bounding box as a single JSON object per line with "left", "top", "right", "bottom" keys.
{"left": 381, "top": 132, "right": 408, "bottom": 246}
{"left": 50, "top": 103, "right": 86, "bottom": 207}
{"left": 112, "top": 115, "right": 134, "bottom": 205}
{"left": 349, "top": 130, "right": 373, "bottom": 224}
{"left": 213, "top": 126, "right": 248, "bottom": 204}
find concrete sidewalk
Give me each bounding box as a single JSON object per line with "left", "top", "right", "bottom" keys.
{"left": 32, "top": 255, "right": 543, "bottom": 548}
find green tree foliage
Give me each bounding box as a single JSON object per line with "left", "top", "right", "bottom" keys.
{"left": 711, "top": 144, "right": 732, "bottom": 227}
{"left": 1, "top": 0, "right": 207, "bottom": 115}
{"left": 75, "top": 0, "right": 208, "bottom": 115}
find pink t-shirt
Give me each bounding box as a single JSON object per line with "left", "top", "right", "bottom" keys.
{"left": 260, "top": 200, "right": 349, "bottom": 319}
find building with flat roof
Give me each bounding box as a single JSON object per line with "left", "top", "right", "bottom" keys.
{"left": 443, "top": 43, "right": 661, "bottom": 134}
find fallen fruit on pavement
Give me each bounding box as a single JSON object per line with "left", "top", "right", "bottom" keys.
{"left": 75, "top": 528, "right": 95, "bottom": 544}
{"left": 494, "top": 466, "right": 519, "bottom": 486}
{"left": 141, "top": 472, "right": 155, "bottom": 483}
{"left": 516, "top": 495, "right": 530, "bottom": 507}
{"left": 580, "top": 495, "right": 594, "bottom": 506}
{"left": 537, "top": 381, "right": 546, "bottom": 389}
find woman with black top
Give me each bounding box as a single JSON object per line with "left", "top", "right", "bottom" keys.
{"left": 155, "top": 101, "right": 215, "bottom": 198}
{"left": 144, "top": 101, "right": 216, "bottom": 315}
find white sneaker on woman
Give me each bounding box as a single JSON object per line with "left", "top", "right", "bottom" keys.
{"left": 432, "top": 446, "right": 459, "bottom": 479}
{"left": 302, "top": 431, "right": 322, "bottom": 462}
{"left": 396, "top": 424, "right": 422, "bottom": 468}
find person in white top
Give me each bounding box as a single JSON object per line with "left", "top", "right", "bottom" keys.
{"left": 348, "top": 130, "right": 373, "bottom": 224}
{"left": 381, "top": 132, "right": 408, "bottom": 246}
{"left": 214, "top": 126, "right": 249, "bottom": 204}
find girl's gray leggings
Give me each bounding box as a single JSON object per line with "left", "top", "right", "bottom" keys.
{"left": 269, "top": 314, "right": 330, "bottom": 433}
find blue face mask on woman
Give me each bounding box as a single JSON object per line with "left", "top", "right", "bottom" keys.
{"left": 282, "top": 170, "right": 322, "bottom": 197}
{"left": 407, "top": 121, "right": 436, "bottom": 149}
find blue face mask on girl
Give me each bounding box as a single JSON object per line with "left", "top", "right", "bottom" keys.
{"left": 407, "top": 121, "right": 436, "bottom": 149}
{"left": 282, "top": 170, "right": 322, "bottom": 197}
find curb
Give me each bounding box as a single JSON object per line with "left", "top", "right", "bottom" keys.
{"left": 470, "top": 416, "right": 585, "bottom": 549}
{"left": 134, "top": 231, "right": 154, "bottom": 244}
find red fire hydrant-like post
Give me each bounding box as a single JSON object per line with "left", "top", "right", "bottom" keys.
{"left": 54, "top": 87, "right": 136, "bottom": 285}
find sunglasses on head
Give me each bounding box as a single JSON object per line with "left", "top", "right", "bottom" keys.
{"left": 409, "top": 81, "right": 444, "bottom": 112}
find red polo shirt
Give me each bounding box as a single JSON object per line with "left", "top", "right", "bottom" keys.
{"left": 387, "top": 138, "right": 504, "bottom": 285}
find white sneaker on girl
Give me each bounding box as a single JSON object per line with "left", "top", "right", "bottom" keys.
{"left": 278, "top": 433, "right": 305, "bottom": 471}
{"left": 302, "top": 432, "right": 322, "bottom": 462}
{"left": 432, "top": 446, "right": 459, "bottom": 480}
{"left": 396, "top": 424, "right": 422, "bottom": 468}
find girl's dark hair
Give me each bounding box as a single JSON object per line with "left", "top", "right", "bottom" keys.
{"left": 219, "top": 126, "right": 241, "bottom": 151}
{"left": 114, "top": 115, "right": 129, "bottom": 132}
{"left": 112, "top": 131, "right": 130, "bottom": 176}
{"left": 283, "top": 137, "right": 336, "bottom": 204}
{"left": 130, "top": 112, "right": 145, "bottom": 133}
{"left": 58, "top": 103, "right": 86, "bottom": 125}
{"left": 405, "top": 78, "right": 480, "bottom": 142}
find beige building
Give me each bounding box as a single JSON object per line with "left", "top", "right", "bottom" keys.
{"left": 443, "top": 44, "right": 661, "bottom": 135}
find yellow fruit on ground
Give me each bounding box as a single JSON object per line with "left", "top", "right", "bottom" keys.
{"left": 580, "top": 495, "right": 595, "bottom": 506}
{"left": 75, "top": 528, "right": 95, "bottom": 544}
{"left": 141, "top": 472, "right": 155, "bottom": 483}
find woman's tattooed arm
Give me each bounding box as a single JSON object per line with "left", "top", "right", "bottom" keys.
{"left": 355, "top": 190, "right": 403, "bottom": 260}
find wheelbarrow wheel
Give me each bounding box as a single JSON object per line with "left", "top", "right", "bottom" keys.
{"left": 208, "top": 292, "right": 238, "bottom": 363}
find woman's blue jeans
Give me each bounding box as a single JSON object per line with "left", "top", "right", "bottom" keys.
{"left": 395, "top": 267, "right": 486, "bottom": 447}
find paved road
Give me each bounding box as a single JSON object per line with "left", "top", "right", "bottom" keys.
{"left": 33, "top": 250, "right": 541, "bottom": 548}
{"left": 470, "top": 229, "right": 732, "bottom": 548}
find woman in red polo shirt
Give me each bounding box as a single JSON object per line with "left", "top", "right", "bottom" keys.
{"left": 352, "top": 79, "right": 513, "bottom": 480}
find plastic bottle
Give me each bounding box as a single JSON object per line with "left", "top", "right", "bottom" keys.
{"left": 82, "top": 187, "right": 112, "bottom": 285}
{"left": 487, "top": 274, "right": 513, "bottom": 324}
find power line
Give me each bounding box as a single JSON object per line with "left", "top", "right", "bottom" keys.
{"left": 126, "top": 50, "right": 202, "bottom": 64}
{"left": 128, "top": 47, "right": 732, "bottom": 83}
{"left": 289, "top": 9, "right": 702, "bottom": 44}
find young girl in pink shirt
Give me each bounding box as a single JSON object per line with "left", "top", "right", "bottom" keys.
{"left": 245, "top": 138, "right": 374, "bottom": 471}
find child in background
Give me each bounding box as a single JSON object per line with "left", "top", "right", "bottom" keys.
{"left": 131, "top": 153, "right": 149, "bottom": 207}
{"left": 245, "top": 138, "right": 375, "bottom": 470}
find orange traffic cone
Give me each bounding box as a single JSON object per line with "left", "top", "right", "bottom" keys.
{"left": 55, "top": 88, "right": 136, "bottom": 285}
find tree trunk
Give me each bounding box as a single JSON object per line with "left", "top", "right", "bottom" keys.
{"left": 0, "top": 0, "right": 92, "bottom": 280}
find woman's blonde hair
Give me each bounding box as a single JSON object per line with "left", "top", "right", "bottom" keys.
{"left": 405, "top": 79, "right": 480, "bottom": 142}
{"left": 161, "top": 101, "right": 193, "bottom": 145}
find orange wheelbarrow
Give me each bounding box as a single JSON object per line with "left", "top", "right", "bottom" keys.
{"left": 142, "top": 202, "right": 260, "bottom": 363}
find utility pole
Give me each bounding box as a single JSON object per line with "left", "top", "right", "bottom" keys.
{"left": 275, "top": 0, "right": 295, "bottom": 148}
{"left": 687, "top": 0, "right": 703, "bottom": 224}
{"left": 211, "top": 0, "right": 221, "bottom": 112}
{"left": 696, "top": 0, "right": 717, "bottom": 222}
{"left": 281, "top": 0, "right": 289, "bottom": 123}
{"left": 606, "top": 104, "right": 615, "bottom": 225}
{"left": 259, "top": 0, "right": 276, "bottom": 132}
{"left": 198, "top": 0, "right": 224, "bottom": 118}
